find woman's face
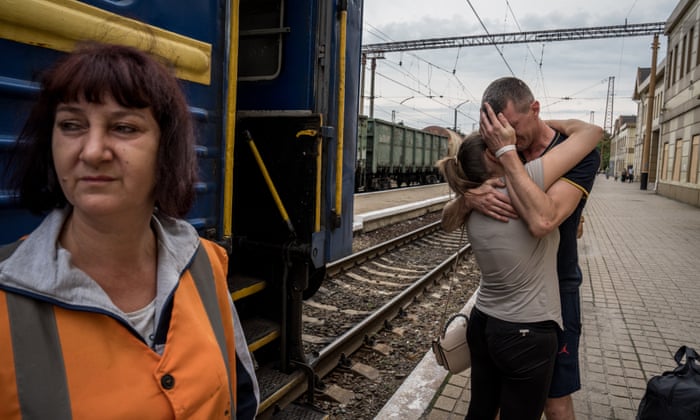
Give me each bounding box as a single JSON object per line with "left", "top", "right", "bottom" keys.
{"left": 52, "top": 95, "right": 160, "bottom": 219}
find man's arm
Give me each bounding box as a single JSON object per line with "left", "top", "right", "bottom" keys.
{"left": 475, "top": 102, "right": 559, "bottom": 233}
{"left": 499, "top": 156, "right": 583, "bottom": 237}
{"left": 499, "top": 125, "right": 600, "bottom": 236}
{"left": 480, "top": 106, "right": 600, "bottom": 237}
{"left": 461, "top": 178, "right": 517, "bottom": 223}
{"left": 442, "top": 178, "right": 518, "bottom": 230}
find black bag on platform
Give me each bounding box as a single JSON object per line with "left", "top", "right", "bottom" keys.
{"left": 637, "top": 345, "right": 700, "bottom": 420}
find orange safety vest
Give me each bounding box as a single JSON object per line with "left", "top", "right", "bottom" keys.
{"left": 0, "top": 240, "right": 237, "bottom": 419}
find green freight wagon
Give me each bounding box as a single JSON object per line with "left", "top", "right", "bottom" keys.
{"left": 355, "top": 117, "right": 450, "bottom": 191}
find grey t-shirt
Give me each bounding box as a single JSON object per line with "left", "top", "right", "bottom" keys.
{"left": 468, "top": 158, "right": 562, "bottom": 328}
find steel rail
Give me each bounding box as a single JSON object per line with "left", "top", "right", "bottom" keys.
{"left": 265, "top": 220, "right": 469, "bottom": 416}
{"left": 325, "top": 220, "right": 442, "bottom": 276}
{"left": 310, "top": 234, "right": 472, "bottom": 383}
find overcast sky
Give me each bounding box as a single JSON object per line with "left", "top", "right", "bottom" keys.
{"left": 361, "top": 0, "right": 678, "bottom": 133}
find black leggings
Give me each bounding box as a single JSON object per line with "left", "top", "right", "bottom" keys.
{"left": 466, "top": 308, "right": 558, "bottom": 420}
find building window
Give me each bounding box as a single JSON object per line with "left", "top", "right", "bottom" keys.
{"left": 681, "top": 35, "right": 687, "bottom": 78}
{"left": 688, "top": 26, "right": 695, "bottom": 74}
{"left": 661, "top": 143, "right": 669, "bottom": 180}
{"left": 674, "top": 44, "right": 680, "bottom": 84}
{"left": 673, "top": 140, "right": 683, "bottom": 181}
{"left": 697, "top": 24, "right": 700, "bottom": 66}
{"left": 689, "top": 136, "right": 699, "bottom": 184}
{"left": 668, "top": 49, "right": 674, "bottom": 88}
{"left": 238, "top": 0, "right": 287, "bottom": 81}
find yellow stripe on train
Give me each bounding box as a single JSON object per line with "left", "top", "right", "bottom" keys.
{"left": 0, "top": 0, "right": 212, "bottom": 85}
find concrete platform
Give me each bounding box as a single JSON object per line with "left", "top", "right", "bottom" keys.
{"left": 353, "top": 184, "right": 452, "bottom": 232}
{"left": 375, "top": 176, "right": 700, "bottom": 420}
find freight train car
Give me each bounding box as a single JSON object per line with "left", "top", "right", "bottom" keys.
{"left": 0, "top": 0, "right": 362, "bottom": 417}
{"left": 423, "top": 125, "right": 466, "bottom": 158}
{"left": 355, "top": 116, "right": 453, "bottom": 191}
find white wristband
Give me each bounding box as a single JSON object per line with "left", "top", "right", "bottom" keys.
{"left": 495, "top": 144, "right": 517, "bottom": 158}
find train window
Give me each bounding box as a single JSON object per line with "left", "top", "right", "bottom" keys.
{"left": 238, "top": 0, "right": 289, "bottom": 81}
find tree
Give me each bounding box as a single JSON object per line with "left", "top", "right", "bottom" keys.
{"left": 598, "top": 132, "right": 611, "bottom": 173}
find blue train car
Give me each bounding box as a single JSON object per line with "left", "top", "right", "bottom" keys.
{"left": 0, "top": 0, "right": 362, "bottom": 416}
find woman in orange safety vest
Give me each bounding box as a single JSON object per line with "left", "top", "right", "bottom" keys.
{"left": 0, "top": 43, "right": 259, "bottom": 419}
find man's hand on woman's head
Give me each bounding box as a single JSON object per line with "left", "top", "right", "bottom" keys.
{"left": 479, "top": 103, "right": 517, "bottom": 155}
{"left": 464, "top": 178, "right": 519, "bottom": 223}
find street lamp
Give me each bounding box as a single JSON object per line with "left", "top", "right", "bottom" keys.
{"left": 454, "top": 100, "right": 469, "bottom": 131}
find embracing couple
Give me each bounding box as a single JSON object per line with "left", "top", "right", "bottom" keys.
{"left": 438, "top": 77, "right": 601, "bottom": 420}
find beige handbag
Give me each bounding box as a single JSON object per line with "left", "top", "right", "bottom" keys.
{"left": 432, "top": 313, "right": 470, "bottom": 373}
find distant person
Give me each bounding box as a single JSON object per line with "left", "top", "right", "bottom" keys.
{"left": 438, "top": 116, "right": 602, "bottom": 420}
{"left": 628, "top": 168, "right": 634, "bottom": 183}
{"left": 0, "top": 43, "right": 259, "bottom": 418}
{"left": 443, "top": 77, "right": 601, "bottom": 420}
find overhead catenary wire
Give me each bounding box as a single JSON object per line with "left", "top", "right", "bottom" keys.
{"left": 362, "top": 3, "right": 666, "bottom": 128}
{"left": 609, "top": 1, "right": 642, "bottom": 116}
{"left": 367, "top": 0, "right": 616, "bottom": 120}
{"left": 464, "top": 0, "right": 515, "bottom": 76}
{"left": 375, "top": 71, "right": 477, "bottom": 127}
{"left": 377, "top": 95, "right": 457, "bottom": 127}
{"left": 363, "top": 22, "right": 480, "bottom": 116}
{"left": 503, "top": 0, "right": 550, "bottom": 111}
{"left": 541, "top": 78, "right": 609, "bottom": 108}
{"left": 380, "top": 58, "right": 474, "bottom": 110}
{"left": 366, "top": 20, "right": 493, "bottom": 108}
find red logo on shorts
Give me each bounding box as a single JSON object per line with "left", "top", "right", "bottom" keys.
{"left": 558, "top": 344, "right": 570, "bottom": 355}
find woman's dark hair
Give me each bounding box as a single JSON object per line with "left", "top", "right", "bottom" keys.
{"left": 10, "top": 42, "right": 197, "bottom": 218}
{"left": 436, "top": 132, "right": 490, "bottom": 195}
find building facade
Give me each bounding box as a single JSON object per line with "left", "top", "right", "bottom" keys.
{"left": 657, "top": 0, "right": 700, "bottom": 206}
{"left": 632, "top": 61, "right": 665, "bottom": 185}
{"left": 610, "top": 115, "right": 637, "bottom": 179}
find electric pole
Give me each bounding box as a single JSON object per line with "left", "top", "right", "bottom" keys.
{"left": 604, "top": 76, "right": 615, "bottom": 173}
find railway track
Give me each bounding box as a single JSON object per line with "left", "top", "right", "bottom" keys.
{"left": 260, "top": 220, "right": 479, "bottom": 418}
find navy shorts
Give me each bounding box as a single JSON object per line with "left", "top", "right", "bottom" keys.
{"left": 548, "top": 289, "right": 582, "bottom": 398}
